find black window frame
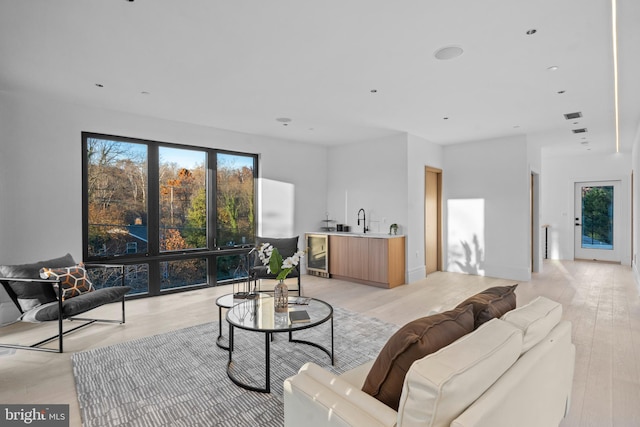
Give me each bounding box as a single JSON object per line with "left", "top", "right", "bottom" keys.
{"left": 81, "top": 132, "right": 258, "bottom": 297}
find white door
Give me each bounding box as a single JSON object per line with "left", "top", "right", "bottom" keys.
{"left": 574, "top": 181, "right": 621, "bottom": 262}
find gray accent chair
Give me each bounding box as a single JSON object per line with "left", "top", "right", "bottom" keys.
{"left": 0, "top": 253, "right": 130, "bottom": 353}
{"left": 250, "top": 236, "right": 301, "bottom": 295}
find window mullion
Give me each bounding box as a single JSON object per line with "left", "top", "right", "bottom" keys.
{"left": 147, "top": 144, "right": 161, "bottom": 295}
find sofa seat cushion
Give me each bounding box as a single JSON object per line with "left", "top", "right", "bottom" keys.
{"left": 0, "top": 254, "right": 76, "bottom": 311}
{"left": 21, "top": 286, "right": 131, "bottom": 322}
{"left": 362, "top": 305, "right": 474, "bottom": 410}
{"left": 501, "top": 296, "right": 562, "bottom": 353}
{"left": 456, "top": 285, "right": 518, "bottom": 328}
{"left": 397, "top": 318, "right": 523, "bottom": 427}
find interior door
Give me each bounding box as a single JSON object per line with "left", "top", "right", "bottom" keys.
{"left": 574, "top": 181, "right": 620, "bottom": 262}
{"left": 425, "top": 168, "right": 441, "bottom": 274}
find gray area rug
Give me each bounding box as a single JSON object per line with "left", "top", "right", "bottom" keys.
{"left": 72, "top": 306, "right": 399, "bottom": 426}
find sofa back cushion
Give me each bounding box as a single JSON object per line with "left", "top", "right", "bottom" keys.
{"left": 362, "top": 305, "right": 474, "bottom": 410}
{"left": 396, "top": 318, "right": 522, "bottom": 427}
{"left": 254, "top": 236, "right": 299, "bottom": 259}
{"left": 456, "top": 285, "right": 518, "bottom": 328}
{"left": 501, "top": 296, "right": 562, "bottom": 353}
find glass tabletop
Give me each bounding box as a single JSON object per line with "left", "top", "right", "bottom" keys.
{"left": 226, "top": 295, "right": 333, "bottom": 332}
{"left": 216, "top": 292, "right": 270, "bottom": 309}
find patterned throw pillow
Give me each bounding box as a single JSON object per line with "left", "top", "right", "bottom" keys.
{"left": 39, "top": 265, "right": 94, "bottom": 300}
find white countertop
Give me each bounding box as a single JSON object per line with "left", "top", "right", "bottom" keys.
{"left": 307, "top": 231, "right": 404, "bottom": 239}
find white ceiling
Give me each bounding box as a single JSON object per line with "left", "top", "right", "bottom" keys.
{"left": 1, "top": 0, "right": 639, "bottom": 155}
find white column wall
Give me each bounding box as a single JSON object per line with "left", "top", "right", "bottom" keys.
{"left": 407, "top": 134, "right": 444, "bottom": 283}
{"left": 632, "top": 122, "right": 640, "bottom": 289}
{"left": 443, "top": 135, "right": 531, "bottom": 281}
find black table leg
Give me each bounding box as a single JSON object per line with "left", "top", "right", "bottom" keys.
{"left": 216, "top": 305, "right": 229, "bottom": 350}
{"left": 288, "top": 314, "right": 334, "bottom": 365}
{"left": 331, "top": 315, "right": 334, "bottom": 365}
{"left": 226, "top": 327, "right": 271, "bottom": 393}
{"left": 265, "top": 332, "right": 271, "bottom": 393}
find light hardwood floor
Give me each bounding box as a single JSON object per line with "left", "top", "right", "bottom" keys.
{"left": 1, "top": 260, "right": 639, "bottom": 426}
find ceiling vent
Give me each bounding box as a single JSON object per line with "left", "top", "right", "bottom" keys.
{"left": 564, "top": 112, "right": 583, "bottom": 120}
{"left": 572, "top": 128, "right": 588, "bottom": 134}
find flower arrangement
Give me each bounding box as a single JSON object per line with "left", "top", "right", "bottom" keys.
{"left": 257, "top": 243, "right": 305, "bottom": 281}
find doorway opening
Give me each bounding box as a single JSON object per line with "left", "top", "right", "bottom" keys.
{"left": 531, "top": 172, "right": 541, "bottom": 273}
{"left": 425, "top": 167, "right": 442, "bottom": 274}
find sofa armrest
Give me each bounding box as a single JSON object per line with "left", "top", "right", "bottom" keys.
{"left": 284, "top": 362, "right": 397, "bottom": 427}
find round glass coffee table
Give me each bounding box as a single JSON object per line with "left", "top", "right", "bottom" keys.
{"left": 226, "top": 295, "right": 334, "bottom": 393}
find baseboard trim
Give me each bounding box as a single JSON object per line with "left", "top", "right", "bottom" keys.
{"left": 408, "top": 266, "right": 426, "bottom": 284}
{"left": 633, "top": 261, "right": 640, "bottom": 297}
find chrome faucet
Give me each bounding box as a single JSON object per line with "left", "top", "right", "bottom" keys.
{"left": 357, "top": 208, "right": 368, "bottom": 233}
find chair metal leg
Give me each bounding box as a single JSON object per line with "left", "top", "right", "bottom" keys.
{"left": 1, "top": 294, "right": 128, "bottom": 354}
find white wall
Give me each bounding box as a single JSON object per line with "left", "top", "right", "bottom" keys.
{"left": 632, "top": 122, "right": 640, "bottom": 288}
{"left": 326, "top": 134, "right": 409, "bottom": 279}
{"left": 528, "top": 138, "right": 543, "bottom": 273}
{"left": 443, "top": 135, "right": 531, "bottom": 281}
{"left": 326, "top": 134, "right": 408, "bottom": 234}
{"left": 541, "top": 150, "right": 631, "bottom": 264}
{"left": 0, "top": 91, "right": 328, "bottom": 264}
{"left": 407, "top": 134, "right": 444, "bottom": 282}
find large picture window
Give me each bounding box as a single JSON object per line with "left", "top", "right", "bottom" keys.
{"left": 158, "top": 147, "right": 207, "bottom": 252}
{"left": 82, "top": 133, "right": 257, "bottom": 296}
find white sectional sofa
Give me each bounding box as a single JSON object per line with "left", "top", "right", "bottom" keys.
{"left": 284, "top": 296, "right": 575, "bottom": 427}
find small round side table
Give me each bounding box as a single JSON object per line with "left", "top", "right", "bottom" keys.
{"left": 215, "top": 293, "right": 265, "bottom": 349}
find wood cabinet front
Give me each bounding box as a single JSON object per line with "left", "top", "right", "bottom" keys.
{"left": 328, "top": 235, "right": 405, "bottom": 288}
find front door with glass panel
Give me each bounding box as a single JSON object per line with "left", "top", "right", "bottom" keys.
{"left": 574, "top": 181, "right": 620, "bottom": 262}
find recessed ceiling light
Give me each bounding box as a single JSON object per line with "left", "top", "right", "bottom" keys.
{"left": 557, "top": 90, "right": 566, "bottom": 94}
{"left": 276, "top": 117, "right": 292, "bottom": 123}
{"left": 141, "top": 91, "right": 150, "bottom": 95}
{"left": 581, "top": 141, "right": 589, "bottom": 145}
{"left": 572, "top": 128, "right": 588, "bottom": 134}
{"left": 547, "top": 66, "right": 559, "bottom": 71}
{"left": 443, "top": 117, "right": 449, "bottom": 120}
{"left": 434, "top": 46, "right": 464, "bottom": 60}
{"left": 526, "top": 29, "right": 537, "bottom": 35}
{"left": 95, "top": 83, "right": 103, "bottom": 87}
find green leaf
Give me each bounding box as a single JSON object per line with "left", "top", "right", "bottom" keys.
{"left": 276, "top": 267, "right": 292, "bottom": 281}
{"left": 269, "top": 248, "right": 283, "bottom": 276}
